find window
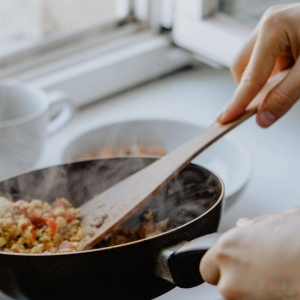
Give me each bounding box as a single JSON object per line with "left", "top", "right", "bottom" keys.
{"left": 6, "top": 1, "right": 295, "bottom": 107}
{"left": 0, "top": 0, "right": 129, "bottom": 58}
{"left": 173, "top": 0, "right": 300, "bottom": 67}
{"left": 219, "top": 0, "right": 297, "bottom": 26}
{"left": 0, "top": 0, "right": 193, "bottom": 107}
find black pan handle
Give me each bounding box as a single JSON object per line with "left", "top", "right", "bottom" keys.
{"left": 154, "top": 233, "right": 221, "bottom": 288}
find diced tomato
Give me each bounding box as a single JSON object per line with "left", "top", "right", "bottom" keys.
{"left": 47, "top": 218, "right": 57, "bottom": 236}
{"left": 13, "top": 200, "right": 29, "bottom": 214}
{"left": 30, "top": 217, "right": 46, "bottom": 227}
{"left": 52, "top": 198, "right": 71, "bottom": 209}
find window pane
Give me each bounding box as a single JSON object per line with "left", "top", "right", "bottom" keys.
{"left": 219, "top": 0, "right": 299, "bottom": 26}
{"left": 0, "top": 0, "right": 132, "bottom": 58}
{"left": 0, "top": 0, "right": 128, "bottom": 39}
{"left": 44, "top": 0, "right": 115, "bottom": 35}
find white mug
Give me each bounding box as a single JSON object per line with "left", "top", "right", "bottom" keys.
{"left": 0, "top": 82, "right": 74, "bottom": 180}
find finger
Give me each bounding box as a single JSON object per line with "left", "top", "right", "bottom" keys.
{"left": 199, "top": 247, "right": 221, "bottom": 285}
{"left": 257, "top": 60, "right": 300, "bottom": 127}
{"left": 236, "top": 218, "right": 252, "bottom": 227}
{"left": 284, "top": 206, "right": 300, "bottom": 215}
{"left": 230, "top": 28, "right": 258, "bottom": 84}
{"left": 218, "top": 269, "right": 262, "bottom": 300}
{"left": 218, "top": 275, "right": 248, "bottom": 300}
{"left": 271, "top": 51, "right": 294, "bottom": 75}
{"left": 250, "top": 214, "right": 271, "bottom": 224}
{"left": 237, "top": 214, "right": 274, "bottom": 227}
{"left": 217, "top": 19, "right": 287, "bottom": 124}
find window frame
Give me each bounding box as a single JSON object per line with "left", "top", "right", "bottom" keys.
{"left": 172, "top": 0, "right": 253, "bottom": 67}
{"left": 0, "top": 18, "right": 121, "bottom": 66}
{"left": 0, "top": 0, "right": 194, "bottom": 108}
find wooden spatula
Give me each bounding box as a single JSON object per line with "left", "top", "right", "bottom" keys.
{"left": 79, "top": 70, "right": 289, "bottom": 250}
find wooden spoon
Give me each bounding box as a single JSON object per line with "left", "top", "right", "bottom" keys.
{"left": 79, "top": 70, "right": 289, "bottom": 250}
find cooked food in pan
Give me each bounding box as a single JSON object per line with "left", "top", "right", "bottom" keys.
{"left": 99, "top": 211, "right": 170, "bottom": 247}
{"left": 0, "top": 195, "right": 171, "bottom": 253}
{"left": 0, "top": 193, "right": 212, "bottom": 254}
{"left": 0, "top": 197, "right": 84, "bottom": 253}
{"left": 80, "top": 145, "right": 166, "bottom": 159}
{"left": 0, "top": 158, "right": 223, "bottom": 300}
{"left": 0, "top": 156, "right": 219, "bottom": 254}
{"left": 0, "top": 195, "right": 173, "bottom": 253}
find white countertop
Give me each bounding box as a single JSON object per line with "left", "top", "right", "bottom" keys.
{"left": 35, "top": 64, "right": 300, "bottom": 300}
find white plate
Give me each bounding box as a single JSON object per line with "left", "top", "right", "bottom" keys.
{"left": 60, "top": 119, "right": 252, "bottom": 199}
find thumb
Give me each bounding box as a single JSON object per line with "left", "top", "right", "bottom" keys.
{"left": 257, "top": 62, "right": 300, "bottom": 128}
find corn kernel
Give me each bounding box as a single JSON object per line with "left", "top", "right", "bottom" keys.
{"left": 0, "top": 237, "right": 7, "bottom": 247}
{"left": 56, "top": 216, "right": 67, "bottom": 228}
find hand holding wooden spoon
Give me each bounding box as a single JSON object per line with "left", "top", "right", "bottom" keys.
{"left": 79, "top": 70, "right": 289, "bottom": 250}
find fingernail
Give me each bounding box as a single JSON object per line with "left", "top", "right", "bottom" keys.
{"left": 236, "top": 218, "right": 251, "bottom": 227}
{"left": 258, "top": 111, "right": 276, "bottom": 127}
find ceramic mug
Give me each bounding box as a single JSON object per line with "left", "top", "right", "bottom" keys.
{"left": 0, "top": 82, "right": 74, "bottom": 180}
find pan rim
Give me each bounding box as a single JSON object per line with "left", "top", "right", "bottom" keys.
{"left": 0, "top": 156, "right": 225, "bottom": 257}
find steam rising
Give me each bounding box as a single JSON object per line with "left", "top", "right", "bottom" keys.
{"left": 0, "top": 156, "right": 220, "bottom": 237}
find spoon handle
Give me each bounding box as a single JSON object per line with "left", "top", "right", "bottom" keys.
{"left": 79, "top": 70, "right": 289, "bottom": 250}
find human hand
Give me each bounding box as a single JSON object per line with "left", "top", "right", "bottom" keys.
{"left": 217, "top": 4, "right": 300, "bottom": 128}
{"left": 200, "top": 208, "right": 300, "bottom": 300}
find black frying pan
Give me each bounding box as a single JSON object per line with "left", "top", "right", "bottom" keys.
{"left": 0, "top": 157, "right": 224, "bottom": 300}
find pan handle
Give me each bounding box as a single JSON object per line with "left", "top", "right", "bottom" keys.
{"left": 154, "top": 233, "right": 222, "bottom": 288}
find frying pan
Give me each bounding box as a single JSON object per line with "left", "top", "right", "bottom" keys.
{"left": 0, "top": 157, "right": 224, "bottom": 300}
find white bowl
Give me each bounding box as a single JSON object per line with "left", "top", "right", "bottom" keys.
{"left": 60, "top": 119, "right": 252, "bottom": 198}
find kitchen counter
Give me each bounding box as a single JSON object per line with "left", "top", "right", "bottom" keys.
{"left": 34, "top": 64, "right": 300, "bottom": 299}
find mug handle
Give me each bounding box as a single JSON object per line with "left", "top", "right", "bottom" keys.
{"left": 47, "top": 91, "right": 75, "bottom": 135}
